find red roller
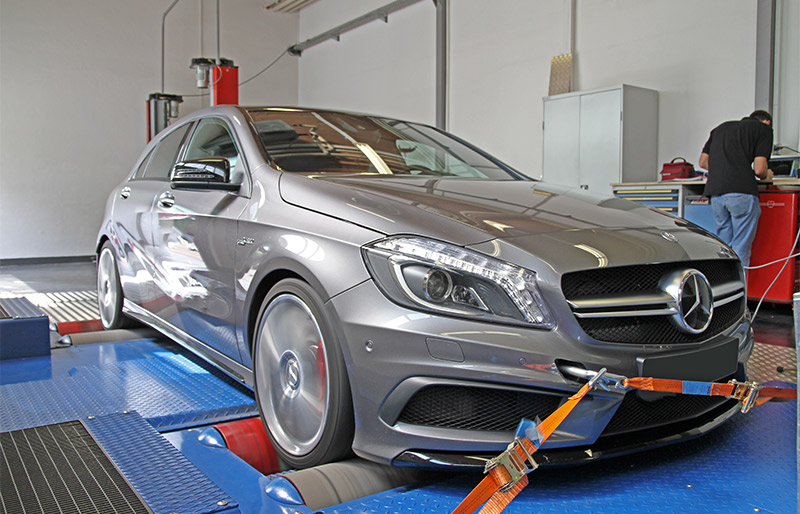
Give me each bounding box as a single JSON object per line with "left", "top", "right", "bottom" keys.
{"left": 56, "top": 319, "right": 104, "bottom": 335}
{"left": 213, "top": 418, "right": 281, "bottom": 475}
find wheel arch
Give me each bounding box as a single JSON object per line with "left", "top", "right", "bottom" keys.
{"left": 245, "top": 268, "right": 304, "bottom": 356}
{"left": 96, "top": 234, "right": 110, "bottom": 256}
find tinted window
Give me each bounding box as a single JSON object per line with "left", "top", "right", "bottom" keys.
{"left": 143, "top": 124, "right": 192, "bottom": 179}
{"left": 246, "top": 109, "right": 520, "bottom": 180}
{"left": 184, "top": 118, "right": 245, "bottom": 184}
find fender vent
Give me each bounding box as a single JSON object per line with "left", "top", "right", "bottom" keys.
{"left": 0, "top": 420, "right": 151, "bottom": 514}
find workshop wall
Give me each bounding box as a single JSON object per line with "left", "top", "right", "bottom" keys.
{"left": 297, "top": 0, "right": 436, "bottom": 124}
{"left": 0, "top": 0, "right": 298, "bottom": 260}
{"left": 297, "top": 0, "right": 797, "bottom": 181}
{"left": 2, "top": 0, "right": 796, "bottom": 260}
{"left": 775, "top": 0, "right": 800, "bottom": 153}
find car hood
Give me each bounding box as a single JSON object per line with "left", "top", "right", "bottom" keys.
{"left": 279, "top": 174, "right": 697, "bottom": 244}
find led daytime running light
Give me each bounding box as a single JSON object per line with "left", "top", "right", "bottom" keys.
{"left": 371, "top": 237, "right": 553, "bottom": 327}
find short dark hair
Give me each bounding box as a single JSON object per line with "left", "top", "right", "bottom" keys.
{"left": 750, "top": 110, "right": 772, "bottom": 123}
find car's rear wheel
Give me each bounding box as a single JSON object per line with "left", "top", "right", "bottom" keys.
{"left": 97, "top": 242, "right": 133, "bottom": 329}
{"left": 253, "top": 279, "right": 354, "bottom": 468}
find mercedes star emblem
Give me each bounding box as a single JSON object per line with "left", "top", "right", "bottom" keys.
{"left": 661, "top": 269, "right": 714, "bottom": 334}
{"left": 661, "top": 231, "right": 678, "bottom": 243}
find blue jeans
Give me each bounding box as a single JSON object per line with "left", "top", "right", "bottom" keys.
{"left": 711, "top": 193, "right": 761, "bottom": 267}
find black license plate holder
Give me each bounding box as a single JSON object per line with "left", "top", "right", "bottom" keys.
{"left": 638, "top": 338, "right": 739, "bottom": 383}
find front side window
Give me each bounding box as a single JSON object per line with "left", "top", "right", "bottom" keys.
{"left": 144, "top": 124, "right": 192, "bottom": 179}
{"left": 183, "top": 118, "right": 245, "bottom": 184}
{"left": 246, "top": 109, "right": 520, "bottom": 180}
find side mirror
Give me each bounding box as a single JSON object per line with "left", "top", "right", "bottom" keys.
{"left": 170, "top": 157, "right": 240, "bottom": 191}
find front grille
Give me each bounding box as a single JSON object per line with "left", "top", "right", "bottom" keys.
{"left": 0, "top": 420, "right": 151, "bottom": 514}
{"left": 577, "top": 301, "right": 742, "bottom": 344}
{"left": 562, "top": 260, "right": 745, "bottom": 344}
{"left": 397, "top": 385, "right": 562, "bottom": 431}
{"left": 603, "top": 391, "right": 730, "bottom": 436}
{"left": 562, "top": 260, "right": 740, "bottom": 297}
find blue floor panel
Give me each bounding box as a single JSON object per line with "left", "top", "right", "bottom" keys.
{"left": 0, "top": 338, "right": 257, "bottom": 432}
{"left": 1, "top": 336, "right": 795, "bottom": 513}
{"left": 323, "top": 398, "right": 797, "bottom": 514}
{"left": 87, "top": 411, "right": 239, "bottom": 514}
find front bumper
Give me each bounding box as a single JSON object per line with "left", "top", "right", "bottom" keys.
{"left": 327, "top": 280, "right": 753, "bottom": 467}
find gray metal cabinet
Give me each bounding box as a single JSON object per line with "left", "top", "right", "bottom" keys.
{"left": 542, "top": 84, "right": 658, "bottom": 196}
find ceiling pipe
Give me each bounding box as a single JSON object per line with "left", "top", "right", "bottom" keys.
{"left": 755, "top": 0, "right": 775, "bottom": 117}
{"left": 435, "top": 0, "right": 447, "bottom": 130}
{"left": 161, "top": 0, "right": 182, "bottom": 93}
{"left": 266, "top": 0, "right": 318, "bottom": 13}
{"left": 287, "top": 0, "right": 425, "bottom": 56}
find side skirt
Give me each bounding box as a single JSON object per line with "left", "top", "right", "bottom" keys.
{"left": 123, "top": 299, "right": 255, "bottom": 387}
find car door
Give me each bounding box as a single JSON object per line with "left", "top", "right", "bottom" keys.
{"left": 150, "top": 117, "right": 250, "bottom": 362}
{"left": 114, "top": 123, "right": 193, "bottom": 312}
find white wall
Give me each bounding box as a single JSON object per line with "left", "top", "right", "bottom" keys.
{"left": 296, "top": 0, "right": 797, "bottom": 182}
{"left": 0, "top": 0, "right": 298, "bottom": 260}
{"left": 448, "top": 0, "right": 571, "bottom": 175}
{"left": 297, "top": 0, "right": 436, "bottom": 124}
{"left": 2, "top": 0, "right": 797, "bottom": 260}
{"left": 775, "top": 0, "right": 800, "bottom": 150}
{"left": 572, "top": 0, "right": 757, "bottom": 178}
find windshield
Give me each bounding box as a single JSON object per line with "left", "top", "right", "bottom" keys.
{"left": 247, "top": 109, "right": 521, "bottom": 180}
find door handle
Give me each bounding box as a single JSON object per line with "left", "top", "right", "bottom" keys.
{"left": 120, "top": 187, "right": 131, "bottom": 199}
{"left": 158, "top": 191, "right": 175, "bottom": 208}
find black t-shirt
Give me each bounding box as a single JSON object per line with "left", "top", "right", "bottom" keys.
{"left": 702, "top": 117, "right": 773, "bottom": 197}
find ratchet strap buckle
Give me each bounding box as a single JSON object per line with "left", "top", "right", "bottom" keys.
{"left": 485, "top": 437, "right": 538, "bottom": 492}
{"left": 729, "top": 380, "right": 763, "bottom": 413}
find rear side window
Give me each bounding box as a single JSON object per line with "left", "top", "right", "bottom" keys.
{"left": 131, "top": 148, "right": 154, "bottom": 180}
{"left": 143, "top": 124, "right": 192, "bottom": 179}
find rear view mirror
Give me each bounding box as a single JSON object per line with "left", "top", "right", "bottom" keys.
{"left": 170, "top": 157, "right": 240, "bottom": 191}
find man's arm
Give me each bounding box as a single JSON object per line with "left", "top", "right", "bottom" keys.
{"left": 754, "top": 156, "right": 773, "bottom": 180}
{"left": 698, "top": 152, "right": 709, "bottom": 170}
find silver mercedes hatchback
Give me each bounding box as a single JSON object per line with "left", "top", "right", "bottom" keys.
{"left": 97, "top": 105, "right": 753, "bottom": 469}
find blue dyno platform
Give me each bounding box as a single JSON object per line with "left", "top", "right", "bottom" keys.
{"left": 322, "top": 399, "right": 797, "bottom": 514}
{"left": 0, "top": 335, "right": 795, "bottom": 514}
{"left": 0, "top": 338, "right": 257, "bottom": 432}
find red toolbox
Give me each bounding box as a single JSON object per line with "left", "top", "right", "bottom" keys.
{"left": 747, "top": 190, "right": 799, "bottom": 302}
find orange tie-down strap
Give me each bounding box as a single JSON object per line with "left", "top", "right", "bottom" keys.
{"left": 622, "top": 377, "right": 797, "bottom": 413}
{"left": 451, "top": 374, "right": 797, "bottom": 514}
{"left": 451, "top": 380, "right": 596, "bottom": 514}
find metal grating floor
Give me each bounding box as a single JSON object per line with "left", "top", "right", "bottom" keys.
{"left": 0, "top": 420, "right": 151, "bottom": 514}
{"left": 24, "top": 291, "right": 99, "bottom": 324}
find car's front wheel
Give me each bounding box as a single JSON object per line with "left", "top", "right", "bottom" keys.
{"left": 253, "top": 279, "right": 354, "bottom": 468}
{"left": 96, "top": 242, "right": 133, "bottom": 330}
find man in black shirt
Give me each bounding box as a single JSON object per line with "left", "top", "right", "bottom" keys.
{"left": 699, "top": 110, "right": 773, "bottom": 267}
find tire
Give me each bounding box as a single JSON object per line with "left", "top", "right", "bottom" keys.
{"left": 253, "top": 279, "right": 354, "bottom": 469}
{"left": 96, "top": 242, "right": 134, "bottom": 330}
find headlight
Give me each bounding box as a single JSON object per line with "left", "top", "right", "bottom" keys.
{"left": 362, "top": 236, "right": 554, "bottom": 329}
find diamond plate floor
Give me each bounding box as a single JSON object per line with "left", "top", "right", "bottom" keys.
{"left": 88, "top": 412, "right": 239, "bottom": 514}
{"left": 749, "top": 341, "right": 797, "bottom": 384}
{"left": 0, "top": 338, "right": 257, "bottom": 433}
